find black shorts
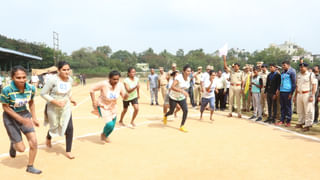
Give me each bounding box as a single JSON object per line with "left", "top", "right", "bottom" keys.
{"left": 3, "top": 111, "right": 35, "bottom": 143}
{"left": 123, "top": 98, "right": 138, "bottom": 109}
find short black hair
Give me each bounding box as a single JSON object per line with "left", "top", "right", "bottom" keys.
{"left": 282, "top": 61, "right": 290, "bottom": 65}
{"left": 57, "top": 61, "right": 70, "bottom": 70}
{"left": 109, "top": 70, "right": 121, "bottom": 79}
{"left": 234, "top": 63, "right": 240, "bottom": 67}
{"left": 209, "top": 70, "right": 215, "bottom": 76}
{"left": 11, "top": 65, "right": 27, "bottom": 78}
{"left": 183, "top": 64, "right": 191, "bottom": 72}
{"left": 127, "top": 67, "right": 135, "bottom": 77}
{"left": 269, "top": 63, "right": 276, "bottom": 67}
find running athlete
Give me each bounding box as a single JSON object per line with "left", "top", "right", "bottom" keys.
{"left": 90, "top": 71, "right": 128, "bottom": 143}
{"left": 1, "top": 66, "right": 42, "bottom": 174}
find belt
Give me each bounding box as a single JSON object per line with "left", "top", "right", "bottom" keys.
{"left": 231, "top": 83, "right": 241, "bottom": 86}
{"left": 297, "top": 90, "right": 310, "bottom": 94}
{"left": 160, "top": 84, "right": 167, "bottom": 86}
{"left": 195, "top": 83, "right": 200, "bottom": 85}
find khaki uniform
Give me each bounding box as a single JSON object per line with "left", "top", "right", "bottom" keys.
{"left": 193, "top": 72, "right": 203, "bottom": 105}
{"left": 228, "top": 68, "right": 243, "bottom": 114}
{"left": 242, "top": 72, "right": 252, "bottom": 111}
{"left": 296, "top": 71, "right": 317, "bottom": 127}
{"left": 159, "top": 72, "right": 168, "bottom": 100}
{"left": 259, "top": 71, "right": 269, "bottom": 115}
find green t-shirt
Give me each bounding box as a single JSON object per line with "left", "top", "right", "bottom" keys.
{"left": 0, "top": 81, "right": 36, "bottom": 112}
{"left": 124, "top": 77, "right": 139, "bottom": 101}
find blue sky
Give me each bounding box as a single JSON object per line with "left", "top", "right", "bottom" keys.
{"left": 1, "top": 0, "right": 319, "bottom": 55}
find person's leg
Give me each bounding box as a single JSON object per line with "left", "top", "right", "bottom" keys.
{"left": 178, "top": 98, "right": 188, "bottom": 127}
{"left": 194, "top": 85, "right": 199, "bottom": 105}
{"left": 221, "top": 89, "right": 225, "bottom": 110}
{"left": 25, "top": 132, "right": 42, "bottom": 174}
{"left": 314, "top": 96, "right": 319, "bottom": 123}
{"left": 165, "top": 98, "right": 178, "bottom": 117}
{"left": 119, "top": 101, "right": 129, "bottom": 126}
{"left": 65, "top": 117, "right": 74, "bottom": 159}
{"left": 267, "top": 93, "right": 272, "bottom": 119}
{"left": 287, "top": 93, "right": 292, "bottom": 123}
{"left": 102, "top": 118, "right": 117, "bottom": 142}
{"left": 305, "top": 94, "right": 314, "bottom": 127}
{"left": 150, "top": 88, "right": 154, "bottom": 104}
{"left": 228, "top": 87, "right": 235, "bottom": 116}
{"left": 131, "top": 103, "right": 139, "bottom": 126}
{"left": 161, "top": 86, "right": 166, "bottom": 100}
{"left": 272, "top": 95, "right": 277, "bottom": 122}
{"left": 257, "top": 93, "right": 262, "bottom": 118}
{"left": 252, "top": 93, "right": 258, "bottom": 117}
{"left": 154, "top": 88, "right": 159, "bottom": 105}
{"left": 279, "top": 93, "right": 285, "bottom": 123}
{"left": 215, "top": 91, "right": 219, "bottom": 109}
{"left": 200, "top": 98, "right": 209, "bottom": 120}
{"left": 209, "top": 97, "right": 215, "bottom": 120}
{"left": 235, "top": 87, "right": 242, "bottom": 116}
{"left": 297, "top": 94, "right": 305, "bottom": 125}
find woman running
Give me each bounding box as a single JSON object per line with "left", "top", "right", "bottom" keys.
{"left": 0, "top": 65, "right": 42, "bottom": 174}
{"left": 41, "top": 61, "right": 77, "bottom": 159}
{"left": 119, "top": 67, "right": 139, "bottom": 127}
{"left": 90, "top": 71, "right": 128, "bottom": 143}
{"left": 163, "top": 65, "right": 191, "bottom": 132}
{"left": 200, "top": 70, "right": 216, "bottom": 121}
{"left": 163, "top": 71, "right": 181, "bottom": 117}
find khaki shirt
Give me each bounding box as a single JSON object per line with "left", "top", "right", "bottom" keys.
{"left": 242, "top": 72, "right": 252, "bottom": 85}
{"left": 194, "top": 72, "right": 203, "bottom": 84}
{"left": 259, "top": 71, "right": 269, "bottom": 88}
{"left": 229, "top": 69, "right": 243, "bottom": 85}
{"left": 159, "top": 72, "right": 168, "bottom": 86}
{"left": 296, "top": 71, "right": 317, "bottom": 93}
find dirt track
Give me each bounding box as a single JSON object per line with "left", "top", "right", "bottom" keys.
{"left": 0, "top": 78, "right": 319, "bottom": 180}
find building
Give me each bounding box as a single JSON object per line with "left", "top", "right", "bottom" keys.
{"left": 0, "top": 47, "right": 42, "bottom": 72}
{"left": 270, "top": 41, "right": 314, "bottom": 63}
{"left": 136, "top": 63, "right": 149, "bottom": 72}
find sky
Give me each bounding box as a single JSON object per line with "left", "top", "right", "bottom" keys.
{"left": 1, "top": 0, "right": 319, "bottom": 55}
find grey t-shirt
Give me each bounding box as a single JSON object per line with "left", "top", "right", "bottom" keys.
{"left": 148, "top": 74, "right": 159, "bottom": 89}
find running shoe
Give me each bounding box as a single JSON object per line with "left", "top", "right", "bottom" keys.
{"left": 9, "top": 142, "right": 16, "bottom": 158}
{"left": 179, "top": 126, "right": 188, "bottom": 132}
{"left": 285, "top": 123, "right": 291, "bottom": 127}
{"left": 26, "top": 165, "right": 42, "bottom": 174}
{"left": 163, "top": 116, "right": 167, "bottom": 125}
{"left": 256, "top": 117, "right": 262, "bottom": 121}
{"left": 276, "top": 122, "right": 284, "bottom": 126}
{"left": 249, "top": 116, "right": 256, "bottom": 120}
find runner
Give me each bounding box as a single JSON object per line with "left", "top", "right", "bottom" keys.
{"left": 90, "top": 70, "right": 128, "bottom": 143}
{"left": 163, "top": 65, "right": 191, "bottom": 132}
{"left": 119, "top": 67, "right": 140, "bottom": 127}
{"left": 200, "top": 70, "right": 216, "bottom": 121}
{"left": 0, "top": 65, "right": 42, "bottom": 174}
{"left": 41, "top": 61, "right": 77, "bottom": 159}
{"left": 163, "top": 70, "right": 181, "bottom": 117}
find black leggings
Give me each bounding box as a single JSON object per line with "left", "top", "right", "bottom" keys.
{"left": 47, "top": 116, "right": 73, "bottom": 152}
{"left": 165, "top": 98, "right": 188, "bottom": 126}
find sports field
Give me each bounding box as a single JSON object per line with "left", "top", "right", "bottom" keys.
{"left": 0, "top": 78, "right": 319, "bottom": 180}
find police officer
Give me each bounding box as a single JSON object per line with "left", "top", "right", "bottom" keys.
{"left": 259, "top": 64, "right": 269, "bottom": 116}
{"left": 242, "top": 65, "right": 251, "bottom": 112}
{"left": 193, "top": 66, "right": 203, "bottom": 106}
{"left": 294, "top": 62, "right": 317, "bottom": 132}
{"left": 223, "top": 55, "right": 243, "bottom": 118}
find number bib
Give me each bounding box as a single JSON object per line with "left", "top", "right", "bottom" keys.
{"left": 14, "top": 96, "right": 30, "bottom": 108}
{"left": 57, "top": 81, "right": 71, "bottom": 94}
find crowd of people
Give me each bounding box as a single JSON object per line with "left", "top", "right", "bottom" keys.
{"left": 1, "top": 56, "right": 320, "bottom": 174}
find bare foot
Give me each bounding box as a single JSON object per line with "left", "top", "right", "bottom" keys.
{"left": 174, "top": 112, "right": 177, "bottom": 118}
{"left": 106, "top": 137, "right": 111, "bottom": 143}
{"left": 200, "top": 117, "right": 203, "bottom": 120}
{"left": 101, "top": 133, "right": 107, "bottom": 142}
{"left": 210, "top": 118, "right": 214, "bottom": 121}
{"left": 227, "top": 113, "right": 232, "bottom": 117}
{"left": 66, "top": 152, "right": 75, "bottom": 159}
{"left": 130, "top": 122, "right": 136, "bottom": 127}
{"left": 119, "top": 121, "right": 126, "bottom": 127}
{"left": 46, "top": 138, "right": 52, "bottom": 148}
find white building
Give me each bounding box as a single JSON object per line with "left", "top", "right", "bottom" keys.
{"left": 136, "top": 63, "right": 149, "bottom": 72}
{"left": 270, "top": 41, "right": 314, "bottom": 63}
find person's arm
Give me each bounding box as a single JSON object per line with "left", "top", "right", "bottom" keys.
{"left": 90, "top": 82, "right": 104, "bottom": 109}
{"left": 223, "top": 55, "right": 229, "bottom": 73}
{"left": 124, "top": 82, "right": 137, "bottom": 93}
{"left": 206, "top": 81, "right": 213, "bottom": 92}
{"left": 28, "top": 99, "right": 39, "bottom": 127}
{"left": 137, "top": 82, "right": 140, "bottom": 99}
{"left": 147, "top": 76, "right": 150, "bottom": 91}
{"left": 120, "top": 83, "right": 129, "bottom": 100}
{"left": 290, "top": 70, "right": 296, "bottom": 95}
{"left": 265, "top": 74, "right": 269, "bottom": 94}
{"left": 2, "top": 104, "right": 33, "bottom": 128}
{"left": 41, "top": 78, "right": 66, "bottom": 108}
{"left": 310, "top": 75, "right": 317, "bottom": 102}
{"left": 170, "top": 79, "right": 189, "bottom": 97}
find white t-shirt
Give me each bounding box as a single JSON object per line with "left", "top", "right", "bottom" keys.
{"left": 201, "top": 72, "right": 210, "bottom": 82}
{"left": 31, "top": 75, "right": 39, "bottom": 83}
{"left": 202, "top": 79, "right": 216, "bottom": 98}
{"left": 169, "top": 74, "right": 190, "bottom": 101}
{"left": 222, "top": 72, "right": 230, "bottom": 88}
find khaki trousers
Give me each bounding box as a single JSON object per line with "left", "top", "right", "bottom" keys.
{"left": 193, "top": 84, "right": 202, "bottom": 105}
{"left": 261, "top": 90, "right": 268, "bottom": 115}
{"left": 160, "top": 85, "right": 167, "bottom": 100}
{"left": 297, "top": 93, "right": 314, "bottom": 127}
{"left": 229, "top": 86, "right": 242, "bottom": 114}
{"left": 242, "top": 91, "right": 251, "bottom": 111}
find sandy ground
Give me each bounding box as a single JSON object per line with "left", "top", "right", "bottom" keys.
{"left": 0, "top": 78, "right": 319, "bottom": 180}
